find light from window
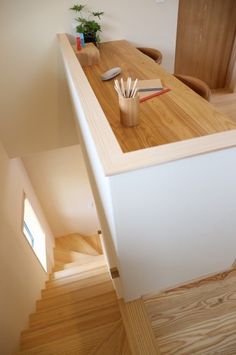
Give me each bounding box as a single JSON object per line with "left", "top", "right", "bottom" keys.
{"left": 23, "top": 197, "right": 47, "bottom": 271}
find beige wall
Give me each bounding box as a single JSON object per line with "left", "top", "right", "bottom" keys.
{"left": 23, "top": 145, "right": 100, "bottom": 238}
{"left": 0, "top": 0, "right": 178, "bottom": 158}
{"left": 83, "top": 0, "right": 179, "bottom": 71}
{"left": 0, "top": 0, "right": 79, "bottom": 158}
{"left": 0, "top": 141, "right": 54, "bottom": 354}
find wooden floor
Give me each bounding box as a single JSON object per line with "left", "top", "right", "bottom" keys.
{"left": 143, "top": 268, "right": 236, "bottom": 354}
{"left": 211, "top": 89, "right": 236, "bottom": 123}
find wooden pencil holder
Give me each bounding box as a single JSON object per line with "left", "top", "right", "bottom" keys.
{"left": 118, "top": 95, "right": 139, "bottom": 127}
{"left": 73, "top": 43, "right": 100, "bottom": 67}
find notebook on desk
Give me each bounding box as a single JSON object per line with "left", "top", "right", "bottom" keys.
{"left": 137, "top": 79, "right": 170, "bottom": 102}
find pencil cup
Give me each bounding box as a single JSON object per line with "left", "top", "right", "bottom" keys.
{"left": 118, "top": 95, "right": 139, "bottom": 127}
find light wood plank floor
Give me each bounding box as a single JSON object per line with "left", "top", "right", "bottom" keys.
{"left": 211, "top": 89, "right": 236, "bottom": 123}
{"left": 143, "top": 268, "right": 236, "bottom": 354}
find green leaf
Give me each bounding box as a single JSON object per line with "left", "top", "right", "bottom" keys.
{"left": 70, "top": 4, "right": 85, "bottom": 12}
{"left": 71, "top": 3, "right": 104, "bottom": 40}
{"left": 76, "top": 17, "right": 87, "bottom": 24}
{"left": 92, "top": 11, "right": 104, "bottom": 19}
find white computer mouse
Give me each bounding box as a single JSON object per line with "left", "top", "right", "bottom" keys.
{"left": 101, "top": 67, "right": 121, "bottom": 81}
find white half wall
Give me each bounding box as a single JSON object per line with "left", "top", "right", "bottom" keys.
{"left": 109, "top": 147, "right": 236, "bottom": 300}
{"left": 23, "top": 145, "right": 100, "bottom": 238}
{"left": 0, "top": 141, "right": 54, "bottom": 354}
{"left": 0, "top": 0, "right": 178, "bottom": 157}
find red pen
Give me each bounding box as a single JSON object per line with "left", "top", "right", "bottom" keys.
{"left": 76, "top": 36, "right": 82, "bottom": 50}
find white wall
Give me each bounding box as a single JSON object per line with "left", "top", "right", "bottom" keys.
{"left": 64, "top": 59, "right": 124, "bottom": 296}
{"left": 83, "top": 0, "right": 179, "bottom": 71}
{"left": 0, "top": 142, "right": 54, "bottom": 354}
{"left": 0, "top": 0, "right": 178, "bottom": 158}
{"left": 23, "top": 145, "right": 100, "bottom": 237}
{"left": 109, "top": 147, "right": 236, "bottom": 300}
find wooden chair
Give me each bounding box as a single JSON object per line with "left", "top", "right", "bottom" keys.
{"left": 174, "top": 74, "right": 211, "bottom": 101}
{"left": 137, "top": 47, "right": 163, "bottom": 65}
{"left": 137, "top": 47, "right": 211, "bottom": 101}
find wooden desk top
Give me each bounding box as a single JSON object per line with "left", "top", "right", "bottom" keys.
{"left": 83, "top": 40, "right": 236, "bottom": 153}
{"left": 59, "top": 34, "right": 236, "bottom": 175}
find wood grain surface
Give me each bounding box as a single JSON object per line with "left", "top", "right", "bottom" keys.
{"left": 20, "top": 234, "right": 132, "bottom": 354}
{"left": 59, "top": 34, "right": 236, "bottom": 175}
{"left": 211, "top": 90, "right": 236, "bottom": 123}
{"left": 82, "top": 40, "right": 236, "bottom": 153}
{"left": 175, "top": 0, "right": 236, "bottom": 89}
{"left": 226, "top": 35, "right": 236, "bottom": 92}
{"left": 119, "top": 299, "right": 160, "bottom": 354}
{"left": 144, "top": 268, "right": 236, "bottom": 354}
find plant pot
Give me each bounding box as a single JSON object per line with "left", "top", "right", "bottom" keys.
{"left": 84, "top": 32, "right": 97, "bottom": 45}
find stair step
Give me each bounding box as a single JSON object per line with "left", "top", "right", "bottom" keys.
{"left": 41, "top": 271, "right": 111, "bottom": 300}
{"left": 49, "top": 255, "right": 105, "bottom": 280}
{"left": 90, "top": 320, "right": 132, "bottom": 355}
{"left": 55, "top": 234, "right": 99, "bottom": 256}
{"left": 21, "top": 305, "right": 121, "bottom": 350}
{"left": 18, "top": 321, "right": 120, "bottom": 354}
{"left": 18, "top": 233, "right": 131, "bottom": 354}
{"left": 38, "top": 281, "right": 114, "bottom": 311}
{"left": 85, "top": 234, "right": 103, "bottom": 255}
{"left": 53, "top": 253, "right": 102, "bottom": 272}
{"left": 45, "top": 265, "right": 108, "bottom": 289}
{"left": 53, "top": 247, "right": 90, "bottom": 265}
{"left": 29, "top": 291, "right": 117, "bottom": 330}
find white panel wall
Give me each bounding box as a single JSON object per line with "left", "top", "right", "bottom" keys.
{"left": 65, "top": 66, "right": 123, "bottom": 296}
{"left": 0, "top": 142, "right": 54, "bottom": 354}
{"left": 23, "top": 145, "right": 100, "bottom": 237}
{"left": 0, "top": 0, "right": 178, "bottom": 157}
{"left": 109, "top": 148, "right": 236, "bottom": 300}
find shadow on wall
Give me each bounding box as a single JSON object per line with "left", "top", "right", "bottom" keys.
{"left": 23, "top": 144, "right": 100, "bottom": 238}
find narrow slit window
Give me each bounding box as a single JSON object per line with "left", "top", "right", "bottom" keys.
{"left": 23, "top": 197, "right": 47, "bottom": 271}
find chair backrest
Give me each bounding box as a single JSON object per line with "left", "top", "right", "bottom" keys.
{"left": 137, "top": 47, "right": 210, "bottom": 101}
{"left": 137, "top": 47, "right": 162, "bottom": 65}
{"left": 174, "top": 74, "right": 211, "bottom": 101}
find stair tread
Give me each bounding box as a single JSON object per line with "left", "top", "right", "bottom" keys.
{"left": 53, "top": 253, "right": 102, "bottom": 271}
{"left": 19, "top": 321, "right": 120, "bottom": 354}
{"left": 21, "top": 305, "right": 121, "bottom": 349}
{"left": 45, "top": 265, "right": 108, "bottom": 289}
{"left": 84, "top": 234, "right": 103, "bottom": 255}
{"left": 41, "top": 273, "right": 111, "bottom": 300}
{"left": 90, "top": 320, "right": 131, "bottom": 355}
{"left": 50, "top": 255, "right": 106, "bottom": 280}
{"left": 30, "top": 291, "right": 117, "bottom": 330}
{"left": 53, "top": 248, "right": 90, "bottom": 265}
{"left": 55, "top": 234, "right": 99, "bottom": 256}
{"left": 39, "top": 281, "right": 114, "bottom": 311}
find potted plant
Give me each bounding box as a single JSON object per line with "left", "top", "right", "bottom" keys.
{"left": 70, "top": 3, "right": 104, "bottom": 45}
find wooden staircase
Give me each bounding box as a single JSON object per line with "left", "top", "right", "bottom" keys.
{"left": 18, "top": 233, "right": 131, "bottom": 354}
{"left": 17, "top": 232, "right": 236, "bottom": 354}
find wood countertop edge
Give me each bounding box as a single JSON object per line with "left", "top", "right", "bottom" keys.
{"left": 107, "top": 129, "right": 236, "bottom": 176}
{"left": 58, "top": 34, "right": 236, "bottom": 177}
